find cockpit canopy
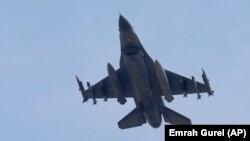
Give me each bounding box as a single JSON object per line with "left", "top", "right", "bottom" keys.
{"left": 122, "top": 45, "right": 140, "bottom": 55}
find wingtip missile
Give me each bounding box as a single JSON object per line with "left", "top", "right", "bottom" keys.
{"left": 201, "top": 69, "right": 214, "bottom": 96}
{"left": 76, "top": 74, "right": 79, "bottom": 81}
{"left": 202, "top": 68, "right": 205, "bottom": 73}
{"left": 76, "top": 75, "right": 81, "bottom": 84}
{"left": 76, "top": 75, "right": 80, "bottom": 86}
{"left": 75, "top": 75, "right": 88, "bottom": 103}
{"left": 76, "top": 74, "right": 84, "bottom": 91}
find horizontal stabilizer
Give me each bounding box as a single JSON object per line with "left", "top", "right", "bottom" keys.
{"left": 162, "top": 106, "right": 191, "bottom": 125}
{"left": 118, "top": 108, "right": 146, "bottom": 129}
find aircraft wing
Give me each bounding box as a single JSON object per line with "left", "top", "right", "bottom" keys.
{"left": 76, "top": 68, "right": 134, "bottom": 103}
{"left": 165, "top": 69, "right": 213, "bottom": 96}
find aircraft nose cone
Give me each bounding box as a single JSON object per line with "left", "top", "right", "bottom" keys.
{"left": 119, "top": 15, "right": 132, "bottom": 31}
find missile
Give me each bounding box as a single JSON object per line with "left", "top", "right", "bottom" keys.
{"left": 99, "top": 82, "right": 108, "bottom": 102}
{"left": 192, "top": 76, "right": 201, "bottom": 99}
{"left": 86, "top": 81, "right": 97, "bottom": 105}
{"left": 154, "top": 60, "right": 174, "bottom": 102}
{"left": 76, "top": 75, "right": 84, "bottom": 91}
{"left": 202, "top": 68, "right": 214, "bottom": 96}
{"left": 76, "top": 75, "right": 88, "bottom": 103}
{"left": 180, "top": 78, "right": 188, "bottom": 97}
{"left": 107, "top": 63, "right": 127, "bottom": 105}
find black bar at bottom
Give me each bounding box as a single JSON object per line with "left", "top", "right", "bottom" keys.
{"left": 165, "top": 125, "right": 250, "bottom": 140}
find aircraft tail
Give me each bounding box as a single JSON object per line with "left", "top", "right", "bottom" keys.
{"left": 162, "top": 106, "right": 192, "bottom": 125}
{"left": 118, "top": 108, "right": 146, "bottom": 129}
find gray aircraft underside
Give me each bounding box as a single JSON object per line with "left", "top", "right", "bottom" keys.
{"left": 76, "top": 15, "right": 214, "bottom": 129}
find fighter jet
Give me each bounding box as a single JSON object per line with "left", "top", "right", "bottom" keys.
{"left": 76, "top": 15, "right": 214, "bottom": 129}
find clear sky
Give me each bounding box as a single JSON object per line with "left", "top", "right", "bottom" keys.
{"left": 1, "top": 0, "right": 250, "bottom": 141}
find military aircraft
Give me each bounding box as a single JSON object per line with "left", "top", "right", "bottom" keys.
{"left": 76, "top": 15, "right": 214, "bottom": 129}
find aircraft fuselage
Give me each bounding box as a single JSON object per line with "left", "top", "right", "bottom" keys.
{"left": 119, "top": 18, "right": 162, "bottom": 128}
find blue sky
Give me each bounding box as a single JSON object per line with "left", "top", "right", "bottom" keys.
{"left": 0, "top": 0, "right": 250, "bottom": 141}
